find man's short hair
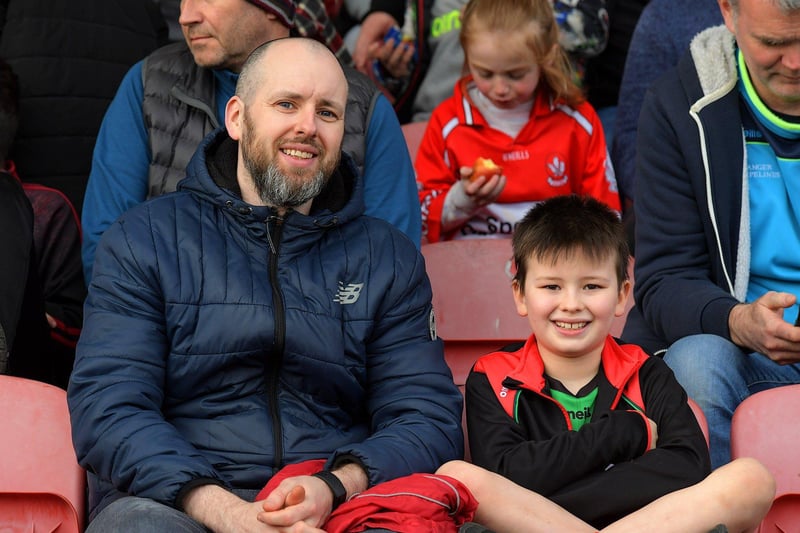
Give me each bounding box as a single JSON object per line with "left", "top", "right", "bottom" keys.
{"left": 729, "top": 0, "right": 800, "bottom": 11}
{"left": 235, "top": 37, "right": 339, "bottom": 103}
{"left": 511, "top": 195, "right": 630, "bottom": 289}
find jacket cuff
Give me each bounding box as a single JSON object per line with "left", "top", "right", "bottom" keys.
{"left": 328, "top": 454, "right": 370, "bottom": 485}
{"left": 701, "top": 296, "right": 739, "bottom": 340}
{"left": 174, "top": 477, "right": 229, "bottom": 511}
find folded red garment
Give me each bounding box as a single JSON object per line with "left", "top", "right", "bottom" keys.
{"left": 257, "top": 459, "right": 477, "bottom": 533}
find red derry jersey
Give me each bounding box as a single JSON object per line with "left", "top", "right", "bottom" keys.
{"left": 416, "top": 76, "right": 620, "bottom": 243}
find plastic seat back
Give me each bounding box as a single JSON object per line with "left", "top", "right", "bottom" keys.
{"left": 422, "top": 239, "right": 529, "bottom": 460}
{"left": 422, "top": 239, "right": 529, "bottom": 388}
{"left": 730, "top": 384, "right": 800, "bottom": 533}
{"left": 686, "top": 397, "right": 709, "bottom": 447}
{"left": 0, "top": 375, "right": 85, "bottom": 532}
{"left": 758, "top": 494, "right": 800, "bottom": 533}
{"left": 401, "top": 120, "right": 428, "bottom": 162}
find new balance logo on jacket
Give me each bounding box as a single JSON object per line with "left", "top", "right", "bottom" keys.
{"left": 334, "top": 282, "right": 364, "bottom": 304}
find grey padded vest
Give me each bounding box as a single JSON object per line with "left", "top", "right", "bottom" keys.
{"left": 142, "top": 42, "right": 376, "bottom": 199}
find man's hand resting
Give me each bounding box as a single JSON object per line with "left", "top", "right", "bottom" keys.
{"left": 729, "top": 291, "right": 800, "bottom": 364}
{"left": 183, "top": 484, "right": 294, "bottom": 532}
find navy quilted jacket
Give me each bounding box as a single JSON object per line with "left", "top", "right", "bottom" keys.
{"left": 68, "top": 129, "right": 463, "bottom": 516}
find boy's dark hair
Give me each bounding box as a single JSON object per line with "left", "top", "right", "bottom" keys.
{"left": 512, "top": 195, "right": 630, "bottom": 289}
{"left": 0, "top": 57, "right": 19, "bottom": 160}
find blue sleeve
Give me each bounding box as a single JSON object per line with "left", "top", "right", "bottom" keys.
{"left": 70, "top": 213, "right": 224, "bottom": 507}
{"left": 611, "top": 0, "right": 722, "bottom": 203}
{"left": 362, "top": 94, "right": 422, "bottom": 248}
{"left": 81, "top": 61, "right": 150, "bottom": 284}
{"left": 610, "top": 6, "right": 668, "bottom": 203}
{"left": 328, "top": 232, "right": 463, "bottom": 482}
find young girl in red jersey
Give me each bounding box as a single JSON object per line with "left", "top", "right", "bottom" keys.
{"left": 416, "top": 0, "right": 620, "bottom": 243}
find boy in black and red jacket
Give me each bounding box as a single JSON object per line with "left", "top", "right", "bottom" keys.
{"left": 437, "top": 195, "right": 774, "bottom": 532}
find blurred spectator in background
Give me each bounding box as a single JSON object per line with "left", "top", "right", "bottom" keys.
{"left": 0, "top": 0, "right": 168, "bottom": 214}
{"left": 0, "top": 58, "right": 85, "bottom": 389}
{"left": 81, "top": 0, "right": 419, "bottom": 283}
{"left": 583, "top": 0, "right": 649, "bottom": 146}
{"left": 611, "top": 0, "right": 721, "bottom": 213}
{"left": 416, "top": 0, "right": 618, "bottom": 242}
{"left": 347, "top": 0, "right": 608, "bottom": 124}
{"left": 157, "top": 0, "right": 354, "bottom": 64}
{"left": 622, "top": 0, "right": 800, "bottom": 468}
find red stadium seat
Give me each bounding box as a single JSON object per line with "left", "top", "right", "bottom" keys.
{"left": 401, "top": 120, "right": 428, "bottom": 162}
{"left": 0, "top": 375, "right": 85, "bottom": 532}
{"left": 687, "top": 397, "right": 710, "bottom": 447}
{"left": 422, "top": 239, "right": 528, "bottom": 460}
{"left": 730, "top": 384, "right": 800, "bottom": 533}
{"left": 422, "top": 239, "right": 528, "bottom": 389}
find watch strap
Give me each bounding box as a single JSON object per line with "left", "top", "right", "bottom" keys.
{"left": 312, "top": 470, "right": 347, "bottom": 511}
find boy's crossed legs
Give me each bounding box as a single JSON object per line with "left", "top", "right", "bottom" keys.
{"left": 438, "top": 458, "right": 774, "bottom": 533}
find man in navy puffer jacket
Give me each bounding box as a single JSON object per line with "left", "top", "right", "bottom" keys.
{"left": 68, "top": 37, "right": 463, "bottom": 532}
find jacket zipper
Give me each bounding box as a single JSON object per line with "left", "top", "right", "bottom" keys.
{"left": 266, "top": 214, "right": 286, "bottom": 470}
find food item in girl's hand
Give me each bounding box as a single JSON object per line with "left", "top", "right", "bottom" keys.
{"left": 470, "top": 157, "right": 503, "bottom": 182}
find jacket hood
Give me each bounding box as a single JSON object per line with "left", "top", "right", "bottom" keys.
{"left": 688, "top": 25, "right": 738, "bottom": 101}
{"left": 178, "top": 128, "right": 366, "bottom": 232}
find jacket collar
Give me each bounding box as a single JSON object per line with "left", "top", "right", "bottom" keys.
{"left": 454, "top": 75, "right": 557, "bottom": 128}
{"left": 505, "top": 335, "right": 649, "bottom": 394}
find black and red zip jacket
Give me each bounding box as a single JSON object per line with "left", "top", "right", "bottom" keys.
{"left": 466, "top": 335, "right": 710, "bottom": 529}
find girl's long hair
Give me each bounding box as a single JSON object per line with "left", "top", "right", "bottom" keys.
{"left": 460, "top": 0, "right": 585, "bottom": 108}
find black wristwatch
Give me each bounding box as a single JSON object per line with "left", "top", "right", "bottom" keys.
{"left": 312, "top": 470, "right": 347, "bottom": 511}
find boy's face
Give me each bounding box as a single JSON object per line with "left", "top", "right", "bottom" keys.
{"left": 513, "top": 250, "right": 631, "bottom": 362}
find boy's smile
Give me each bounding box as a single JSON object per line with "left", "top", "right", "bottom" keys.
{"left": 513, "top": 250, "right": 631, "bottom": 365}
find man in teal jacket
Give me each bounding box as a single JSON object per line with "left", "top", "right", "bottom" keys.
{"left": 623, "top": 0, "right": 800, "bottom": 468}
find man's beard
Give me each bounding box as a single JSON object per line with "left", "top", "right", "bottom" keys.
{"left": 240, "top": 115, "right": 339, "bottom": 209}
{"left": 248, "top": 157, "right": 327, "bottom": 208}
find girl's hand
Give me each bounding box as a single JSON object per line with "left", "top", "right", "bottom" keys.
{"left": 441, "top": 169, "right": 507, "bottom": 230}
{"left": 459, "top": 166, "right": 506, "bottom": 206}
